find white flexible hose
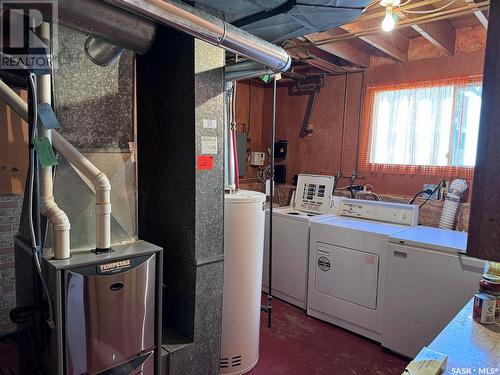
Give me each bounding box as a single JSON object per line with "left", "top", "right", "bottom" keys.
{"left": 438, "top": 179, "right": 468, "bottom": 230}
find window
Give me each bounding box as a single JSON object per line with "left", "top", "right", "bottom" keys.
{"left": 359, "top": 76, "right": 482, "bottom": 179}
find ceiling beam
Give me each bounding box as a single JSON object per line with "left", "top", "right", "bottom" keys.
{"left": 316, "top": 42, "right": 370, "bottom": 68}
{"left": 341, "top": 23, "right": 408, "bottom": 62}
{"left": 395, "top": 8, "right": 456, "bottom": 55}
{"left": 463, "top": 0, "right": 489, "bottom": 28}
{"left": 287, "top": 46, "right": 344, "bottom": 73}
{"left": 303, "top": 32, "right": 370, "bottom": 67}
{"left": 412, "top": 22, "right": 456, "bottom": 55}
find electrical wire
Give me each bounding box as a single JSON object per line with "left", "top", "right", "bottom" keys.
{"left": 402, "top": 0, "right": 455, "bottom": 14}
{"left": 419, "top": 180, "right": 445, "bottom": 208}
{"left": 399, "top": 0, "right": 413, "bottom": 6}
{"left": 408, "top": 189, "right": 434, "bottom": 205}
{"left": 27, "top": 73, "right": 55, "bottom": 329}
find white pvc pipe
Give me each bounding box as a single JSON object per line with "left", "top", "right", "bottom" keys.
{"left": 51, "top": 132, "right": 112, "bottom": 250}
{"left": 439, "top": 179, "right": 468, "bottom": 230}
{"left": 37, "top": 23, "right": 71, "bottom": 259}
{"left": 0, "top": 79, "right": 111, "bottom": 251}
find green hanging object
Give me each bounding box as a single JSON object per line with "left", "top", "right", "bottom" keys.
{"left": 260, "top": 74, "right": 273, "bottom": 83}
{"left": 32, "top": 136, "right": 58, "bottom": 168}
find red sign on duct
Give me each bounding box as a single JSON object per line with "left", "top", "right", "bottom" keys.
{"left": 197, "top": 155, "right": 213, "bottom": 170}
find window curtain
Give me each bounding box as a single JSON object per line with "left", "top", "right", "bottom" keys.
{"left": 359, "top": 75, "right": 482, "bottom": 180}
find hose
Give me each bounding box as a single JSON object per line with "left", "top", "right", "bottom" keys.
{"left": 438, "top": 178, "right": 468, "bottom": 230}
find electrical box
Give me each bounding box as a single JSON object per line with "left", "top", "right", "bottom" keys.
{"left": 274, "top": 140, "right": 287, "bottom": 158}
{"left": 250, "top": 151, "right": 265, "bottom": 166}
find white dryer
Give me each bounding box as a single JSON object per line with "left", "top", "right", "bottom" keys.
{"left": 382, "top": 226, "right": 484, "bottom": 358}
{"left": 262, "top": 174, "right": 337, "bottom": 309}
{"left": 307, "top": 199, "right": 419, "bottom": 342}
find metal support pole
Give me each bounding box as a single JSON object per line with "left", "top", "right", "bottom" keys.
{"left": 267, "top": 75, "right": 277, "bottom": 328}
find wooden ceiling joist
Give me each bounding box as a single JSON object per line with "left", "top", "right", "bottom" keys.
{"left": 303, "top": 32, "right": 371, "bottom": 67}
{"left": 464, "top": 0, "right": 489, "bottom": 28}
{"left": 412, "top": 21, "right": 456, "bottom": 54}
{"left": 316, "top": 42, "right": 370, "bottom": 68}
{"left": 395, "top": 7, "right": 456, "bottom": 55}
{"left": 341, "top": 23, "right": 408, "bottom": 62}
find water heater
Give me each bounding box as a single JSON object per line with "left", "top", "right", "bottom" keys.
{"left": 221, "top": 190, "right": 266, "bottom": 374}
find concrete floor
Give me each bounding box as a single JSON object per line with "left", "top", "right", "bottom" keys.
{"left": 248, "top": 296, "right": 408, "bottom": 375}
{"left": 0, "top": 297, "right": 408, "bottom": 375}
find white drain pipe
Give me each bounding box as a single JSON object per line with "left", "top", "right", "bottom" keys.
{"left": 439, "top": 179, "right": 468, "bottom": 230}
{"left": 0, "top": 80, "right": 112, "bottom": 252}
{"left": 0, "top": 78, "right": 71, "bottom": 259}
{"left": 51, "top": 132, "right": 112, "bottom": 251}
{"left": 37, "top": 23, "right": 71, "bottom": 259}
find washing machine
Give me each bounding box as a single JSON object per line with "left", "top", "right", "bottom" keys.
{"left": 262, "top": 174, "right": 337, "bottom": 309}
{"left": 307, "top": 199, "right": 419, "bottom": 342}
{"left": 382, "top": 226, "right": 485, "bottom": 358}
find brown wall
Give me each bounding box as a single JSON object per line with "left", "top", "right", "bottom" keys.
{"left": 240, "top": 49, "right": 485, "bottom": 201}
{"left": 235, "top": 80, "right": 265, "bottom": 179}
{"left": 0, "top": 92, "right": 28, "bottom": 195}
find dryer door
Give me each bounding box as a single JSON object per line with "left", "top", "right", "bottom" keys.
{"left": 315, "top": 242, "right": 379, "bottom": 309}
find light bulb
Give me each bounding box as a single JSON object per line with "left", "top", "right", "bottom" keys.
{"left": 381, "top": 6, "right": 395, "bottom": 32}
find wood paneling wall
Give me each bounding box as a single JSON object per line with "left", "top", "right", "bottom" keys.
{"left": 0, "top": 91, "right": 28, "bottom": 195}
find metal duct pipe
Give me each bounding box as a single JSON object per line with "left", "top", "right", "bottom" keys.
{"left": 84, "top": 37, "right": 125, "bottom": 66}
{"left": 225, "top": 61, "right": 275, "bottom": 82}
{"left": 104, "top": 0, "right": 292, "bottom": 72}
{"left": 57, "top": 0, "right": 156, "bottom": 54}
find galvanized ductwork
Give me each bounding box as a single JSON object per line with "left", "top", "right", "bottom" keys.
{"left": 225, "top": 60, "right": 276, "bottom": 82}
{"left": 103, "top": 0, "right": 291, "bottom": 72}
{"left": 57, "top": 0, "right": 156, "bottom": 54}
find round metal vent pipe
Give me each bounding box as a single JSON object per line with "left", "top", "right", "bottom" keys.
{"left": 103, "top": 0, "right": 292, "bottom": 72}
{"left": 57, "top": 0, "right": 156, "bottom": 54}
{"left": 225, "top": 61, "right": 276, "bottom": 82}
{"left": 84, "top": 37, "right": 125, "bottom": 66}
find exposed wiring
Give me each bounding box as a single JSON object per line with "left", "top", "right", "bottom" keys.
{"left": 419, "top": 180, "right": 445, "bottom": 208}
{"left": 408, "top": 189, "right": 434, "bottom": 205}
{"left": 402, "top": 0, "right": 455, "bottom": 14}
{"left": 27, "top": 73, "right": 55, "bottom": 330}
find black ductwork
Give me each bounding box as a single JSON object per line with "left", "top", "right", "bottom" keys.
{"left": 188, "top": 0, "right": 371, "bottom": 43}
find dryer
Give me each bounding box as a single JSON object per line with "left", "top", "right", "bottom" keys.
{"left": 262, "top": 174, "right": 337, "bottom": 309}
{"left": 307, "top": 199, "right": 418, "bottom": 341}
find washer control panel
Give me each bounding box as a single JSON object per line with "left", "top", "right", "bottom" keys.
{"left": 340, "top": 199, "right": 419, "bottom": 226}
{"left": 294, "top": 174, "right": 335, "bottom": 215}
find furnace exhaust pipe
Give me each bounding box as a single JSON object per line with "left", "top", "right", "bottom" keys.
{"left": 0, "top": 81, "right": 112, "bottom": 253}
{"left": 103, "top": 0, "right": 291, "bottom": 72}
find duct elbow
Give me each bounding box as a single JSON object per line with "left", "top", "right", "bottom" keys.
{"left": 40, "top": 197, "right": 71, "bottom": 259}
{"left": 94, "top": 172, "right": 111, "bottom": 192}
{"left": 40, "top": 197, "right": 70, "bottom": 231}
{"left": 438, "top": 179, "right": 468, "bottom": 230}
